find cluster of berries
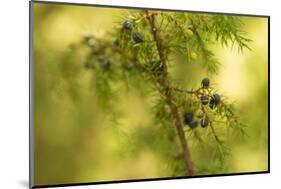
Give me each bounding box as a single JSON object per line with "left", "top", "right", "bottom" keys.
{"left": 183, "top": 78, "right": 222, "bottom": 129}
{"left": 123, "top": 21, "right": 144, "bottom": 43}
{"left": 84, "top": 55, "right": 112, "bottom": 71}
{"left": 183, "top": 112, "right": 208, "bottom": 129}
{"left": 200, "top": 78, "right": 221, "bottom": 109}
{"left": 82, "top": 35, "right": 112, "bottom": 71}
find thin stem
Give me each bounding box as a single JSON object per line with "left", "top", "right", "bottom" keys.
{"left": 145, "top": 10, "right": 196, "bottom": 176}
{"left": 201, "top": 105, "right": 222, "bottom": 144}
{"left": 173, "top": 87, "right": 203, "bottom": 95}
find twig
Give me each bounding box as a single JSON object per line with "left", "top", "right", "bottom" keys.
{"left": 201, "top": 105, "right": 222, "bottom": 144}
{"left": 145, "top": 10, "right": 196, "bottom": 176}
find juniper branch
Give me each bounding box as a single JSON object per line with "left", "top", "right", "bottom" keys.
{"left": 76, "top": 11, "right": 250, "bottom": 175}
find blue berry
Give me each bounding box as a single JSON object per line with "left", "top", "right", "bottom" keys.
{"left": 200, "top": 95, "right": 209, "bottom": 105}
{"left": 132, "top": 32, "right": 143, "bottom": 43}
{"left": 202, "top": 78, "right": 210, "bottom": 88}
{"left": 183, "top": 112, "right": 193, "bottom": 124}
{"left": 149, "top": 61, "right": 163, "bottom": 75}
{"left": 189, "top": 121, "right": 198, "bottom": 129}
{"left": 209, "top": 94, "right": 221, "bottom": 109}
{"left": 201, "top": 119, "right": 208, "bottom": 128}
{"left": 213, "top": 94, "right": 221, "bottom": 104}
{"left": 123, "top": 21, "right": 133, "bottom": 30}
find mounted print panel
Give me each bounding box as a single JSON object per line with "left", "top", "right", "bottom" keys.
{"left": 30, "top": 1, "right": 269, "bottom": 188}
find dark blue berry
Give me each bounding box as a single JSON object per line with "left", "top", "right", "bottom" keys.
{"left": 123, "top": 21, "right": 133, "bottom": 30}
{"left": 213, "top": 94, "right": 221, "bottom": 104}
{"left": 200, "top": 95, "right": 209, "bottom": 105}
{"left": 209, "top": 94, "right": 221, "bottom": 109}
{"left": 202, "top": 78, "right": 210, "bottom": 88}
{"left": 201, "top": 119, "right": 208, "bottom": 128}
{"left": 132, "top": 32, "right": 143, "bottom": 43}
{"left": 189, "top": 121, "right": 198, "bottom": 129}
{"left": 150, "top": 61, "right": 163, "bottom": 75}
{"left": 183, "top": 112, "right": 193, "bottom": 124}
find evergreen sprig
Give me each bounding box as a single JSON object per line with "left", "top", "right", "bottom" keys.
{"left": 67, "top": 10, "right": 250, "bottom": 176}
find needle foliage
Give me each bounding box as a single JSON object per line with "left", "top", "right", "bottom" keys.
{"left": 64, "top": 10, "right": 250, "bottom": 176}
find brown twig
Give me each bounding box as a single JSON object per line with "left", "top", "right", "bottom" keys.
{"left": 145, "top": 10, "right": 196, "bottom": 176}
{"left": 201, "top": 106, "right": 222, "bottom": 143}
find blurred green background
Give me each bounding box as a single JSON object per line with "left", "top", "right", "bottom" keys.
{"left": 33, "top": 2, "right": 268, "bottom": 186}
